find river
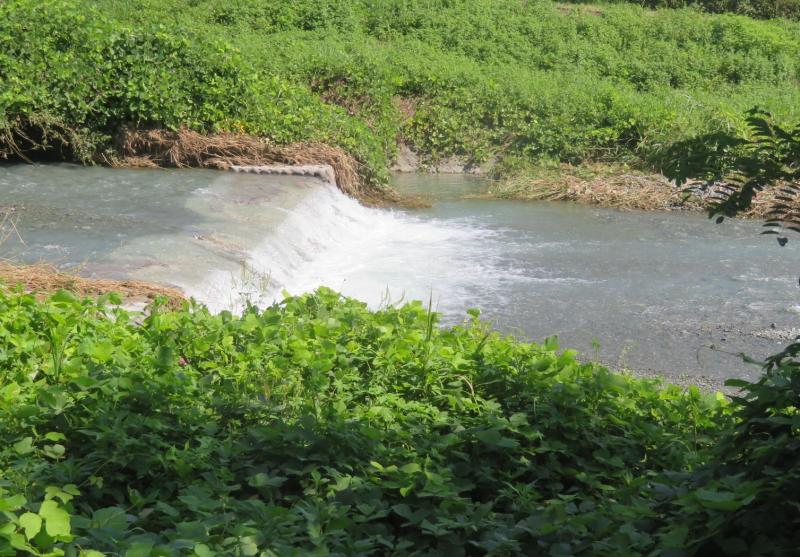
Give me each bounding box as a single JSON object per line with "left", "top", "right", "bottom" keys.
{"left": 2, "top": 163, "right": 798, "bottom": 384}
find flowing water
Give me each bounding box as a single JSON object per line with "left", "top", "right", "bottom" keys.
{"left": 2, "top": 164, "right": 799, "bottom": 383}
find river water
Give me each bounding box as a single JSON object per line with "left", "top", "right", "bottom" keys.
{"left": 2, "top": 164, "right": 799, "bottom": 383}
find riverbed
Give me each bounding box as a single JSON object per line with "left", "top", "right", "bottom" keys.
{"left": 2, "top": 164, "right": 798, "bottom": 384}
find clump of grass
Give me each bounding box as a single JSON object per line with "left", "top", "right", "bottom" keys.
{"left": 490, "top": 162, "right": 704, "bottom": 211}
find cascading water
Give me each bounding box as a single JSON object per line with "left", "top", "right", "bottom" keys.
{"left": 190, "top": 183, "right": 514, "bottom": 314}
{"left": 0, "top": 164, "right": 518, "bottom": 317}
{"left": 3, "top": 164, "right": 800, "bottom": 382}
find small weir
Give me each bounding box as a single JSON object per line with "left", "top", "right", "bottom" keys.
{"left": 2, "top": 164, "right": 799, "bottom": 383}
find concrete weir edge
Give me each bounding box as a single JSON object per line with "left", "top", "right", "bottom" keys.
{"left": 230, "top": 164, "right": 337, "bottom": 187}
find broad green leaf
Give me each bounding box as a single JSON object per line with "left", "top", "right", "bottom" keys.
{"left": 19, "top": 512, "right": 42, "bottom": 541}
{"left": 399, "top": 463, "right": 421, "bottom": 474}
{"left": 0, "top": 494, "right": 26, "bottom": 512}
{"left": 239, "top": 538, "right": 258, "bottom": 557}
{"left": 248, "top": 473, "right": 287, "bottom": 488}
{"left": 475, "top": 429, "right": 519, "bottom": 449}
{"left": 194, "top": 544, "right": 214, "bottom": 557}
{"left": 13, "top": 437, "right": 33, "bottom": 455}
{"left": 39, "top": 500, "right": 71, "bottom": 538}
{"left": 50, "top": 290, "right": 78, "bottom": 304}
{"left": 695, "top": 489, "right": 747, "bottom": 511}
{"left": 88, "top": 340, "right": 115, "bottom": 364}
{"left": 92, "top": 507, "right": 128, "bottom": 534}
{"left": 43, "top": 444, "right": 66, "bottom": 459}
{"left": 125, "top": 542, "right": 154, "bottom": 557}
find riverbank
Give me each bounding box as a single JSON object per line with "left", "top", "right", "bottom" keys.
{"left": 3, "top": 0, "right": 800, "bottom": 202}
{"left": 392, "top": 156, "right": 785, "bottom": 219}
{"left": 114, "top": 129, "right": 370, "bottom": 197}
{"left": 483, "top": 162, "right": 788, "bottom": 218}
{"left": 0, "top": 261, "right": 185, "bottom": 308}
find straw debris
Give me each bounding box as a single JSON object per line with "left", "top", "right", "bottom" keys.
{"left": 490, "top": 164, "right": 701, "bottom": 211}
{"left": 115, "top": 128, "right": 365, "bottom": 197}
{"left": 0, "top": 262, "right": 185, "bottom": 308}
{"left": 489, "top": 163, "right": 788, "bottom": 218}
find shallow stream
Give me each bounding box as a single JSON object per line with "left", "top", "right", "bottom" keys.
{"left": 2, "top": 164, "right": 799, "bottom": 383}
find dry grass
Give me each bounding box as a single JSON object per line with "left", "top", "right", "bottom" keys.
{"left": 489, "top": 163, "right": 791, "bottom": 218}
{"left": 114, "top": 128, "right": 366, "bottom": 197}
{"left": 740, "top": 186, "right": 800, "bottom": 220}
{"left": 0, "top": 261, "right": 185, "bottom": 308}
{"left": 491, "top": 163, "right": 701, "bottom": 211}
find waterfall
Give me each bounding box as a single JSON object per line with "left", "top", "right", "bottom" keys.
{"left": 182, "top": 182, "right": 495, "bottom": 314}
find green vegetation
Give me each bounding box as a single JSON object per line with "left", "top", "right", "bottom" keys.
{"left": 566, "top": 0, "right": 800, "bottom": 20}
{"left": 0, "top": 286, "right": 794, "bottom": 556}
{"left": 666, "top": 109, "right": 800, "bottom": 224}
{"left": 1, "top": 0, "right": 800, "bottom": 187}
{"left": 2, "top": 3, "right": 800, "bottom": 552}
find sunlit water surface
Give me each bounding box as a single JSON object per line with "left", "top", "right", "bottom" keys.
{"left": 2, "top": 164, "right": 799, "bottom": 382}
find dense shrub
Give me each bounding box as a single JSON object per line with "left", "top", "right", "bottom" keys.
{"left": 0, "top": 288, "right": 732, "bottom": 556}
{"left": 1, "top": 287, "right": 795, "bottom": 555}
{"left": 566, "top": 0, "right": 800, "bottom": 20}
{"left": 673, "top": 363, "right": 800, "bottom": 555}
{"left": 2, "top": 0, "right": 800, "bottom": 181}
{"left": 0, "top": 1, "right": 388, "bottom": 183}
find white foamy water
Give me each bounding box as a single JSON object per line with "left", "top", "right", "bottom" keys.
{"left": 187, "top": 184, "right": 511, "bottom": 314}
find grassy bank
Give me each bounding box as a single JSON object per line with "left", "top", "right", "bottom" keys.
{"left": 563, "top": 0, "right": 800, "bottom": 20}
{"left": 1, "top": 0, "right": 800, "bottom": 194}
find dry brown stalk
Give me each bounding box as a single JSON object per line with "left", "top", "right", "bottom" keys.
{"left": 115, "top": 128, "right": 365, "bottom": 197}
{"left": 492, "top": 167, "right": 699, "bottom": 211}
{"left": 490, "top": 163, "right": 795, "bottom": 218}
{"left": 0, "top": 261, "right": 185, "bottom": 308}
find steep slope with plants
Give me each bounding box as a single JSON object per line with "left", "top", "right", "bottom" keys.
{"left": 1, "top": 0, "right": 799, "bottom": 194}
{"left": 564, "top": 0, "right": 800, "bottom": 20}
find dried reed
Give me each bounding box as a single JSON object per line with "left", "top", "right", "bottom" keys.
{"left": 116, "top": 129, "right": 365, "bottom": 196}
{"left": 0, "top": 261, "right": 185, "bottom": 307}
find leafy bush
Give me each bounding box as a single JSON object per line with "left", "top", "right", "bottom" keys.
{"left": 0, "top": 287, "right": 730, "bottom": 556}
{"left": 0, "top": 0, "right": 388, "bottom": 183}
{"left": 671, "top": 361, "right": 800, "bottom": 555}
{"left": 565, "top": 0, "right": 800, "bottom": 21}
{"left": 2, "top": 0, "right": 800, "bottom": 181}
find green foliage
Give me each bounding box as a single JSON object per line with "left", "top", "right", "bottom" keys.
{"left": 0, "top": 287, "right": 736, "bottom": 555}
{"left": 657, "top": 108, "right": 800, "bottom": 555}
{"left": 0, "top": 0, "right": 387, "bottom": 183}
{"left": 671, "top": 361, "right": 800, "bottom": 555}
{"left": 565, "top": 0, "right": 800, "bottom": 21}
{"left": 666, "top": 109, "right": 800, "bottom": 228}
{"left": 2, "top": 0, "right": 800, "bottom": 182}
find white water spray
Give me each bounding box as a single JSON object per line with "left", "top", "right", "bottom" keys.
{"left": 185, "top": 184, "right": 502, "bottom": 314}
